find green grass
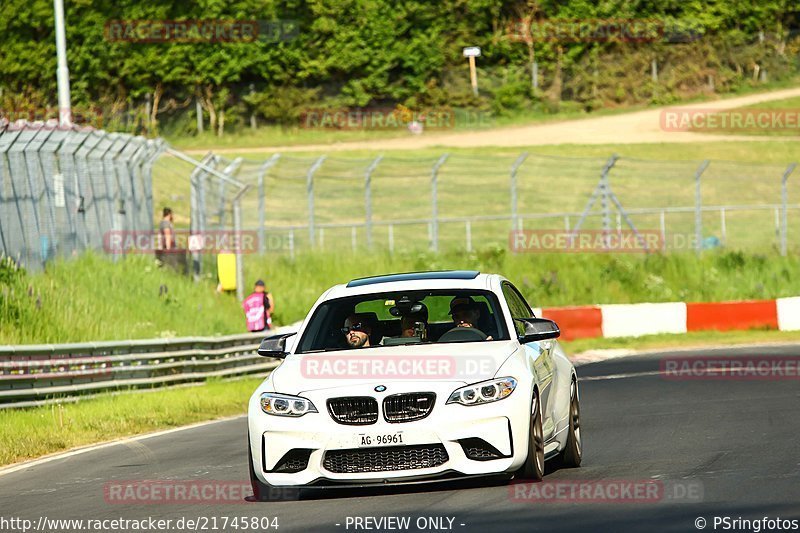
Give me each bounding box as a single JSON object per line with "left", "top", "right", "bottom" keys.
{"left": 4, "top": 248, "right": 800, "bottom": 344}
{"left": 247, "top": 249, "right": 800, "bottom": 328}
{"left": 0, "top": 253, "right": 245, "bottom": 344}
{"left": 0, "top": 377, "right": 260, "bottom": 467}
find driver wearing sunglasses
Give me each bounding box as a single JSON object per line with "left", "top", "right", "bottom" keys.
{"left": 341, "top": 314, "right": 374, "bottom": 348}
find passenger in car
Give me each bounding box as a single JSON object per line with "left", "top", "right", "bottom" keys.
{"left": 449, "top": 296, "right": 493, "bottom": 340}
{"left": 341, "top": 314, "right": 375, "bottom": 348}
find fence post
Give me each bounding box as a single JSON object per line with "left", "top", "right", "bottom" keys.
{"left": 289, "top": 229, "right": 295, "bottom": 261}
{"left": 720, "top": 208, "right": 727, "bottom": 245}
{"left": 430, "top": 153, "right": 449, "bottom": 252}
{"left": 364, "top": 155, "right": 382, "bottom": 249}
{"left": 780, "top": 163, "right": 796, "bottom": 256}
{"left": 693, "top": 160, "right": 710, "bottom": 254}
{"left": 600, "top": 155, "right": 617, "bottom": 234}
{"left": 660, "top": 210, "right": 666, "bottom": 251}
{"left": 189, "top": 153, "right": 214, "bottom": 278}
{"left": 306, "top": 156, "right": 326, "bottom": 248}
{"left": 257, "top": 154, "right": 280, "bottom": 255}
{"left": 218, "top": 157, "right": 242, "bottom": 228}
{"left": 232, "top": 185, "right": 250, "bottom": 302}
{"left": 510, "top": 152, "right": 528, "bottom": 231}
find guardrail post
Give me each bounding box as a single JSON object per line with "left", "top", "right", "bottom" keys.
{"left": 780, "top": 163, "right": 796, "bottom": 256}
{"left": 694, "top": 160, "right": 710, "bottom": 254}
{"left": 510, "top": 152, "right": 528, "bottom": 230}
{"left": 430, "top": 153, "right": 449, "bottom": 252}
{"left": 364, "top": 155, "right": 382, "bottom": 249}
{"left": 306, "top": 156, "right": 326, "bottom": 248}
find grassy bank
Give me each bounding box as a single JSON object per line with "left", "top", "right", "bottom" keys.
{"left": 248, "top": 248, "right": 800, "bottom": 328}
{"left": 0, "top": 253, "right": 244, "bottom": 344}
{"left": 4, "top": 248, "right": 800, "bottom": 344}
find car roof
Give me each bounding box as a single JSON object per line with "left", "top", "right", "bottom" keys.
{"left": 346, "top": 270, "right": 480, "bottom": 288}
{"left": 322, "top": 271, "right": 501, "bottom": 300}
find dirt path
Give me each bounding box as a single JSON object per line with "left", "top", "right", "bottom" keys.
{"left": 189, "top": 86, "right": 800, "bottom": 155}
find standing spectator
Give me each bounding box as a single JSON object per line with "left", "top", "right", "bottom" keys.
{"left": 159, "top": 207, "right": 175, "bottom": 250}
{"left": 243, "top": 279, "right": 275, "bottom": 332}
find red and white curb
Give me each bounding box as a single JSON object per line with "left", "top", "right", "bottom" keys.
{"left": 533, "top": 296, "right": 800, "bottom": 340}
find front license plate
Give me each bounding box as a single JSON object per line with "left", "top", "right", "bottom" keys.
{"left": 356, "top": 431, "right": 404, "bottom": 447}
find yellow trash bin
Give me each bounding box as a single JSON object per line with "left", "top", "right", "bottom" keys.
{"left": 217, "top": 253, "right": 237, "bottom": 291}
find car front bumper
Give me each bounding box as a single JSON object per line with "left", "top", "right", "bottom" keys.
{"left": 248, "top": 383, "right": 532, "bottom": 487}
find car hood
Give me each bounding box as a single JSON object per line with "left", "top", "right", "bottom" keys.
{"left": 271, "top": 340, "right": 519, "bottom": 395}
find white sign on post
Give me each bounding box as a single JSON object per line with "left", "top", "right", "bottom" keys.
{"left": 462, "top": 46, "right": 481, "bottom": 57}
{"left": 53, "top": 173, "right": 65, "bottom": 207}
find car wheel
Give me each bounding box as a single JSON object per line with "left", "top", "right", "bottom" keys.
{"left": 559, "top": 378, "right": 582, "bottom": 468}
{"left": 517, "top": 389, "right": 545, "bottom": 481}
{"left": 248, "top": 438, "right": 299, "bottom": 502}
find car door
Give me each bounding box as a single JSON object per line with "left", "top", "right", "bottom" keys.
{"left": 502, "top": 282, "right": 556, "bottom": 440}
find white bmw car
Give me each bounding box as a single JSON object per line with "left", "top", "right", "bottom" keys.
{"left": 247, "top": 271, "right": 581, "bottom": 500}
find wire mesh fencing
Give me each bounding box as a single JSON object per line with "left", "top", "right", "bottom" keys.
{"left": 0, "top": 121, "right": 163, "bottom": 270}
{"left": 193, "top": 151, "right": 798, "bottom": 257}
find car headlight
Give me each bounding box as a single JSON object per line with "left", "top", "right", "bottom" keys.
{"left": 446, "top": 377, "right": 517, "bottom": 406}
{"left": 260, "top": 392, "right": 318, "bottom": 417}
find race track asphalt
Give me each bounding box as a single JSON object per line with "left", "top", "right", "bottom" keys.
{"left": 1, "top": 345, "right": 798, "bottom": 533}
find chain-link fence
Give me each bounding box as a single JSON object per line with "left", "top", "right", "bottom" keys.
{"left": 183, "top": 151, "right": 798, "bottom": 256}
{"left": 0, "top": 121, "right": 163, "bottom": 270}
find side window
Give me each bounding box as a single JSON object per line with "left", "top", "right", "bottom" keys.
{"left": 502, "top": 282, "right": 533, "bottom": 336}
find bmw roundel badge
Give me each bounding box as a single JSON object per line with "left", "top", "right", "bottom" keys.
{"left": 374, "top": 385, "right": 387, "bottom": 392}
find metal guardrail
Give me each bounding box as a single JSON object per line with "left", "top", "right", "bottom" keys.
{"left": 0, "top": 326, "right": 298, "bottom": 409}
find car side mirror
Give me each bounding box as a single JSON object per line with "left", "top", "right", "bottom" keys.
{"left": 257, "top": 332, "right": 297, "bottom": 359}
{"left": 515, "top": 318, "right": 560, "bottom": 343}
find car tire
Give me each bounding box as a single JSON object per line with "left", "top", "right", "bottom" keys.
{"left": 559, "top": 378, "right": 582, "bottom": 468}
{"left": 248, "top": 438, "right": 299, "bottom": 502}
{"left": 517, "top": 389, "right": 545, "bottom": 481}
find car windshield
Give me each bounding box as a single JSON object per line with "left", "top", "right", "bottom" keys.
{"left": 295, "top": 290, "right": 509, "bottom": 353}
